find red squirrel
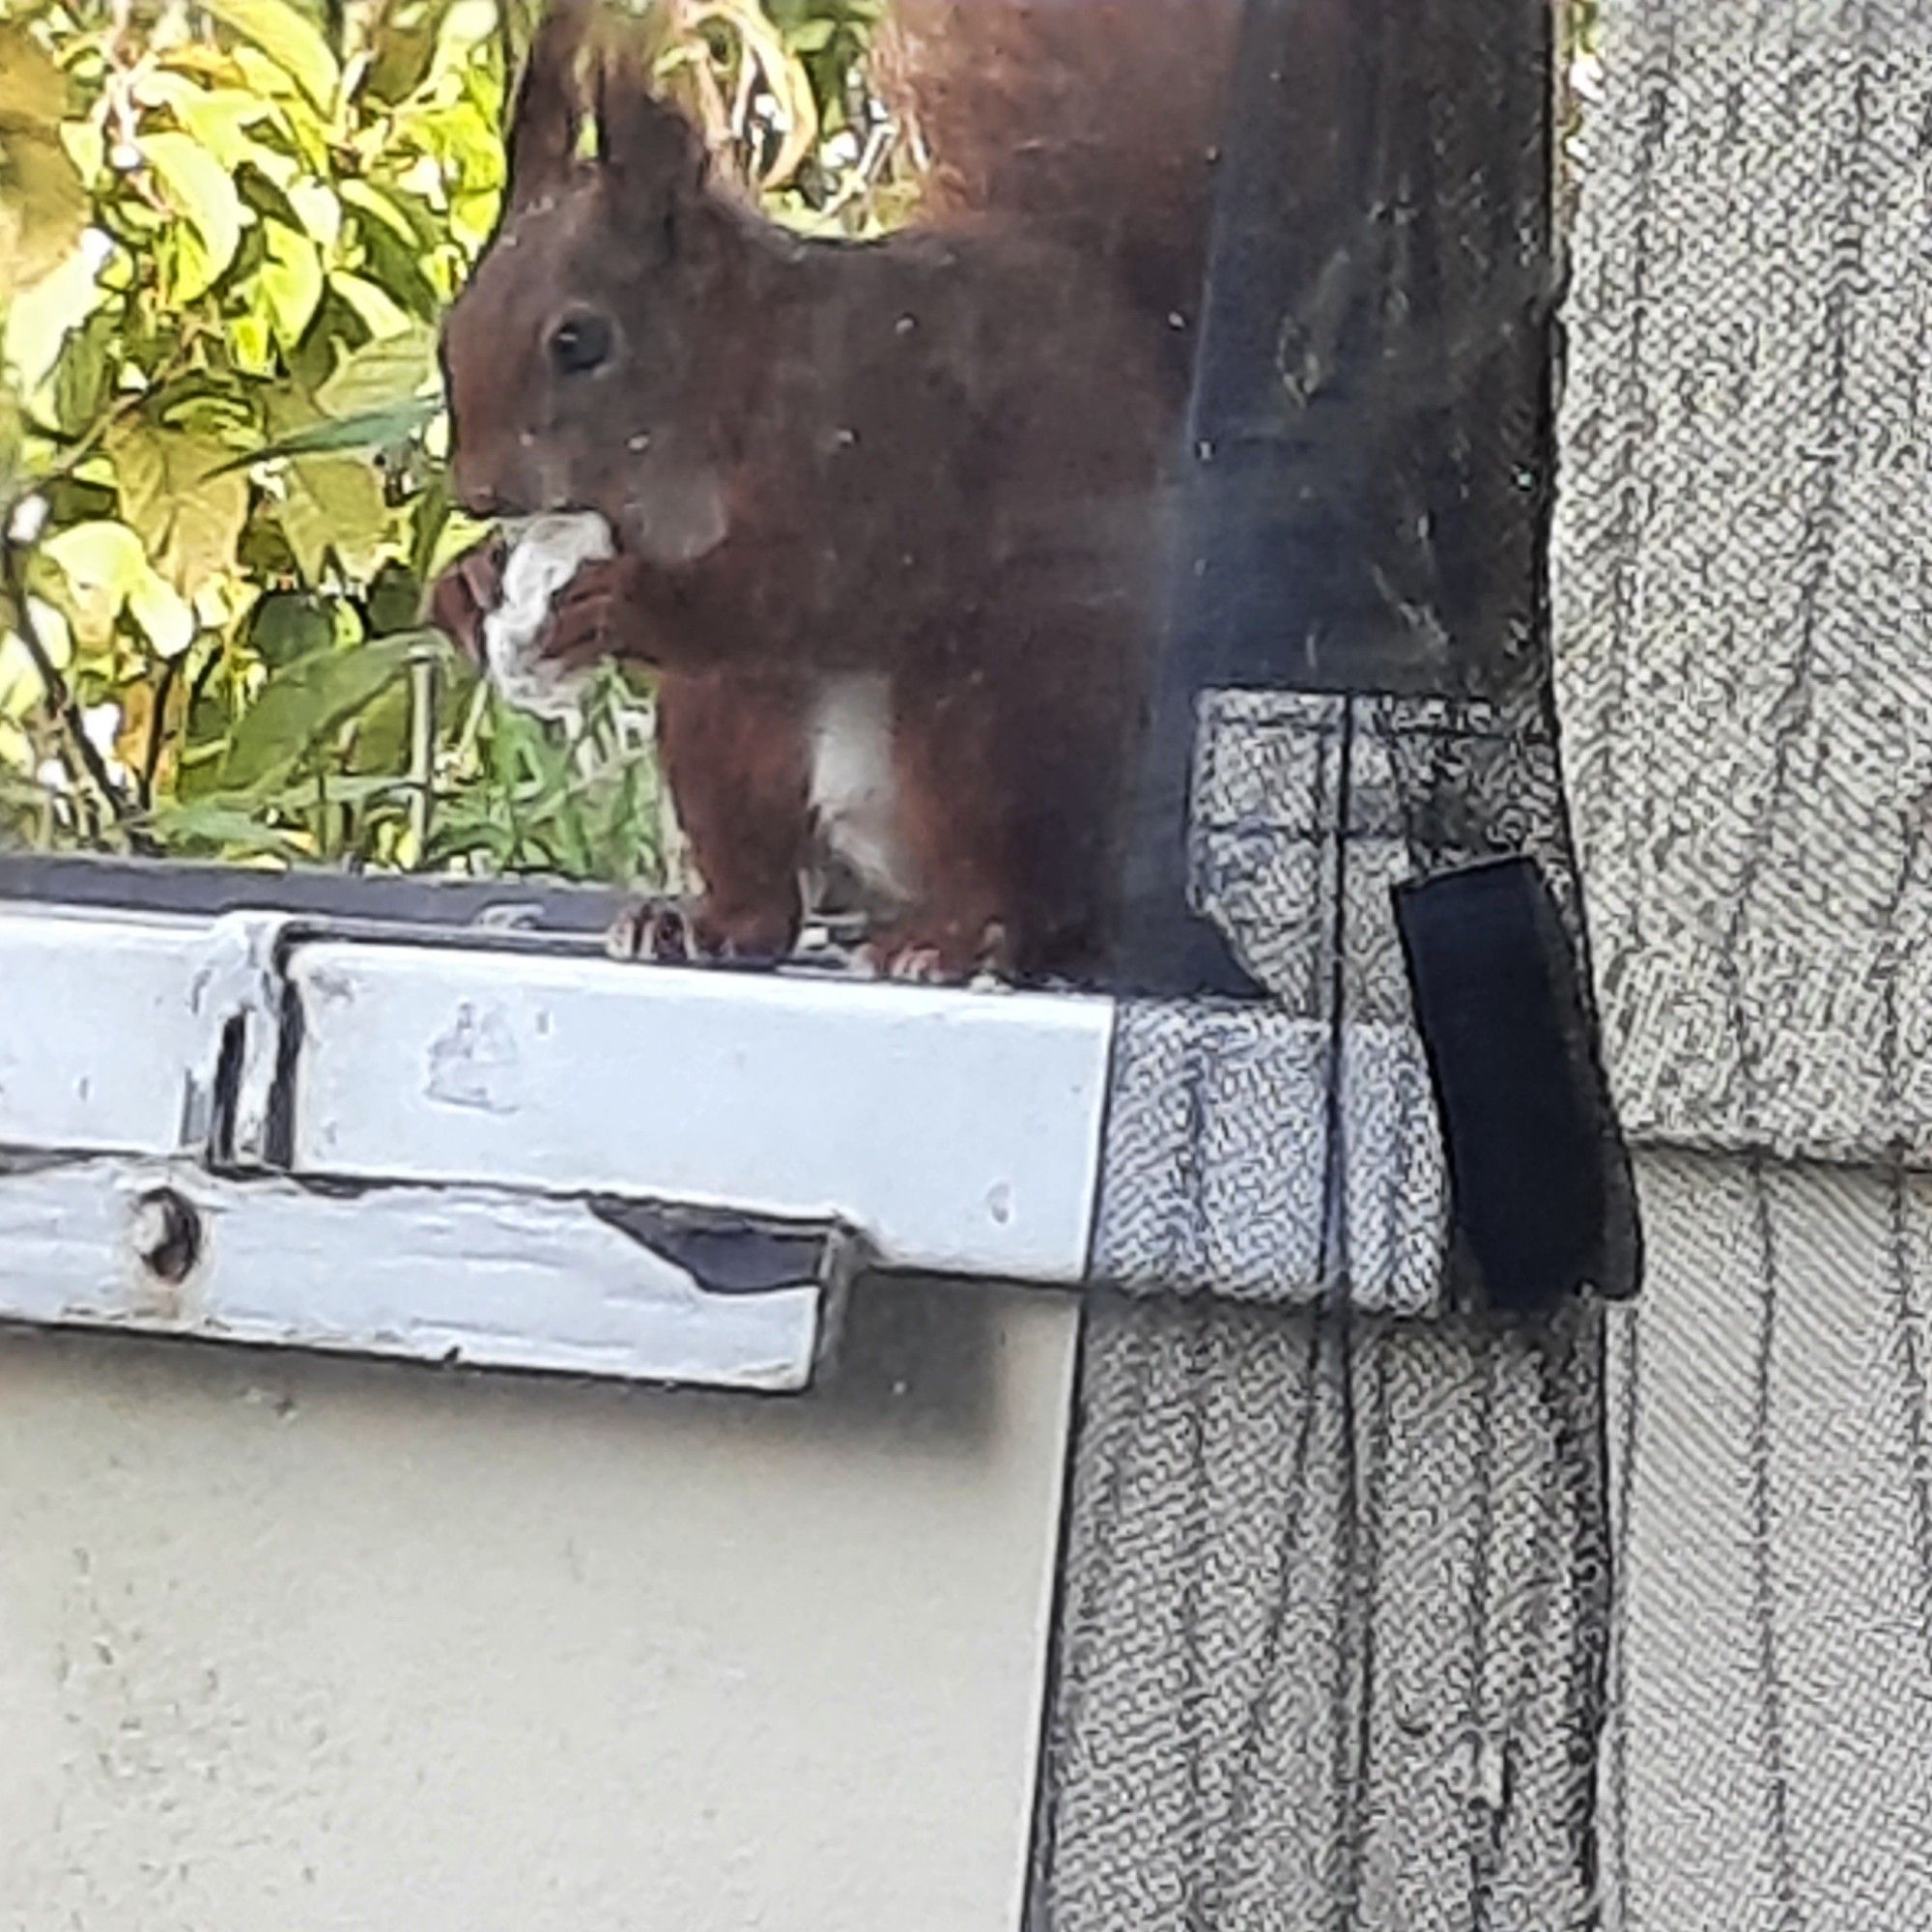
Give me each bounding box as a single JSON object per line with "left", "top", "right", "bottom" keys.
{"left": 430, "top": 0, "right": 1239, "bottom": 982}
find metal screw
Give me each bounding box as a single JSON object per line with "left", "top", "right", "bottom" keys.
{"left": 131, "top": 1187, "right": 201, "bottom": 1286}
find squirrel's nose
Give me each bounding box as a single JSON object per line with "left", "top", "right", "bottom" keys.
{"left": 449, "top": 445, "right": 513, "bottom": 521}
{"left": 454, "top": 469, "right": 510, "bottom": 518}
{"left": 454, "top": 475, "right": 512, "bottom": 519}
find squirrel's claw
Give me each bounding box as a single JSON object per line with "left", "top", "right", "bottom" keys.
{"left": 424, "top": 534, "right": 510, "bottom": 665}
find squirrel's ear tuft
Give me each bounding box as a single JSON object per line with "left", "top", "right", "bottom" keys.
{"left": 504, "top": 0, "right": 597, "bottom": 209}
{"left": 592, "top": 44, "right": 709, "bottom": 203}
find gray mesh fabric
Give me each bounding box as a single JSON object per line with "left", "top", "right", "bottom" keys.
{"left": 1045, "top": 0, "right": 1932, "bottom": 1921}
{"left": 1092, "top": 685, "right": 1591, "bottom": 1315}
{"left": 1034, "top": 1296, "right": 1609, "bottom": 1932}
{"left": 1604, "top": 1152, "right": 1932, "bottom": 1932}
{"left": 1552, "top": 1, "right": 1932, "bottom": 1167}
{"left": 1094, "top": 694, "right": 1449, "bottom": 1316}
{"left": 1065, "top": 674, "right": 1614, "bottom": 1918}
{"left": 1046, "top": 0, "right": 1620, "bottom": 1909}
{"left": 1550, "top": 3, "right": 1932, "bottom": 1928}
{"left": 1091, "top": 1002, "right": 1446, "bottom": 1316}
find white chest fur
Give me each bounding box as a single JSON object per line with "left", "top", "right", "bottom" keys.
{"left": 808, "top": 673, "right": 913, "bottom": 906}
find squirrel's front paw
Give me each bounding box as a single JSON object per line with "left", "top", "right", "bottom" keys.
{"left": 541, "top": 555, "right": 638, "bottom": 668}
{"left": 604, "top": 897, "right": 696, "bottom": 964}
{"left": 424, "top": 534, "right": 511, "bottom": 665}
{"left": 604, "top": 895, "right": 799, "bottom": 968}
{"left": 855, "top": 919, "right": 1013, "bottom": 987}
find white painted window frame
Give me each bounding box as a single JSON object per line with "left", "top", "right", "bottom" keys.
{"left": 0, "top": 880, "right": 1117, "bottom": 1393}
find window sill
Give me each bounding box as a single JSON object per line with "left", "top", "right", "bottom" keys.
{"left": 0, "top": 882, "right": 1113, "bottom": 1391}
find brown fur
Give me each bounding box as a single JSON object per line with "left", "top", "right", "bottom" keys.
{"left": 872, "top": 0, "right": 1242, "bottom": 393}
{"left": 431, "top": 0, "right": 1238, "bottom": 981}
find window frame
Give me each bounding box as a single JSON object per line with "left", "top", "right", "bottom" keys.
{"left": 0, "top": 852, "right": 1129, "bottom": 1390}
{"left": 0, "top": 0, "right": 1588, "bottom": 1380}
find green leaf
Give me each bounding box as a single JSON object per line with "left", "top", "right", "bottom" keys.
{"left": 3, "top": 235, "right": 105, "bottom": 392}
{"left": 247, "top": 590, "right": 337, "bottom": 668}
{"left": 230, "top": 310, "right": 276, "bottom": 378}
{"left": 108, "top": 421, "right": 250, "bottom": 597}
{"left": 341, "top": 676, "right": 411, "bottom": 774}
{"left": 0, "top": 600, "right": 71, "bottom": 719}
{"left": 278, "top": 449, "right": 392, "bottom": 579}
{"left": 42, "top": 516, "right": 196, "bottom": 657}
{"left": 0, "top": 124, "right": 87, "bottom": 299}
{"left": 219, "top": 633, "right": 419, "bottom": 791}
{"left": 327, "top": 269, "right": 413, "bottom": 340}
{"left": 429, "top": 0, "right": 501, "bottom": 78}
{"left": 362, "top": 14, "right": 437, "bottom": 105}
{"left": 210, "top": 396, "right": 438, "bottom": 472}
{"left": 142, "top": 130, "right": 246, "bottom": 298}
{"left": 131, "top": 74, "right": 277, "bottom": 173}
{"left": 337, "top": 178, "right": 415, "bottom": 242}
{"left": 348, "top": 212, "right": 443, "bottom": 318}
{"left": 0, "top": 385, "right": 19, "bottom": 499}
{"left": 365, "top": 559, "right": 422, "bottom": 636}
{"left": 424, "top": 504, "right": 496, "bottom": 581}
{"left": 61, "top": 117, "right": 103, "bottom": 185}
{"left": 315, "top": 321, "right": 438, "bottom": 416}
{"left": 258, "top": 219, "right": 325, "bottom": 348}
{"left": 449, "top": 187, "right": 502, "bottom": 253}
{"left": 147, "top": 797, "right": 310, "bottom": 860}
{"left": 128, "top": 571, "right": 195, "bottom": 658}
{"left": 51, "top": 307, "right": 114, "bottom": 436}
{"left": 42, "top": 517, "right": 150, "bottom": 644}
{"left": 200, "top": 0, "right": 340, "bottom": 115}
{"left": 262, "top": 771, "right": 414, "bottom": 810}
{"left": 285, "top": 179, "right": 341, "bottom": 248}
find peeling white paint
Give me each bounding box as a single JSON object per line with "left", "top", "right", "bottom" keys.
{"left": 0, "top": 1159, "right": 841, "bottom": 1391}
{"left": 292, "top": 943, "right": 1117, "bottom": 1282}
{"left": 0, "top": 896, "right": 1085, "bottom": 1928}
{"left": 424, "top": 1003, "right": 525, "bottom": 1117}
{"left": 179, "top": 911, "right": 294, "bottom": 1163}
{"left": 0, "top": 906, "right": 212, "bottom": 1154}
{"left": 0, "top": 902, "right": 1117, "bottom": 1286}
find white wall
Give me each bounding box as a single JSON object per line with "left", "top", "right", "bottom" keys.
{"left": 0, "top": 1278, "right": 1077, "bottom": 1932}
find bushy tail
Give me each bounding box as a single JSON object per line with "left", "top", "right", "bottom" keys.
{"left": 870, "top": 0, "right": 1243, "bottom": 368}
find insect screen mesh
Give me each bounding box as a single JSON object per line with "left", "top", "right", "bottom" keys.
{"left": 1037, "top": 1, "right": 1930, "bottom": 1927}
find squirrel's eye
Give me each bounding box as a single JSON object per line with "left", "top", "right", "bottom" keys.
{"left": 548, "top": 313, "right": 612, "bottom": 377}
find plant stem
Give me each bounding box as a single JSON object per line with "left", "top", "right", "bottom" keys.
{"left": 407, "top": 652, "right": 436, "bottom": 863}
{"left": 26, "top": 336, "right": 200, "bottom": 498}
{"left": 0, "top": 530, "right": 156, "bottom": 853}
{"left": 139, "top": 649, "right": 182, "bottom": 810}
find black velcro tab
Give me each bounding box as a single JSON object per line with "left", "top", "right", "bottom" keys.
{"left": 1392, "top": 855, "right": 1641, "bottom": 1314}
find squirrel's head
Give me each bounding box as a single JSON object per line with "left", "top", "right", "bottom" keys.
{"left": 441, "top": 0, "right": 740, "bottom": 564}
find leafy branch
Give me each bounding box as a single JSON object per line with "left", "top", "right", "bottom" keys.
{"left": 0, "top": 516, "right": 152, "bottom": 846}
{"left": 0, "top": 0, "right": 899, "bottom": 877}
